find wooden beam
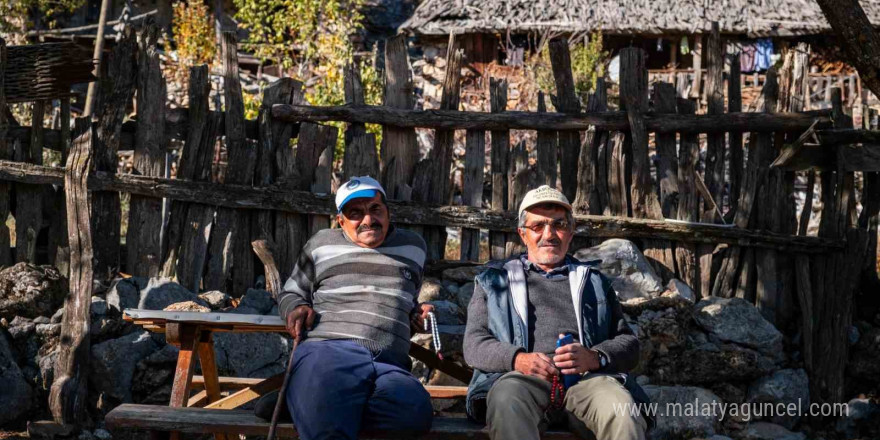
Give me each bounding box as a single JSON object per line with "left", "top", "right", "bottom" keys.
{"left": 0, "top": 160, "right": 842, "bottom": 253}
{"left": 49, "top": 118, "right": 95, "bottom": 424}
{"left": 272, "top": 104, "right": 830, "bottom": 134}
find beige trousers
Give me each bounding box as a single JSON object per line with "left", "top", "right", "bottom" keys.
{"left": 485, "top": 371, "right": 647, "bottom": 440}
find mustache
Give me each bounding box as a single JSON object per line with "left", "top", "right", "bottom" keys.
{"left": 357, "top": 223, "right": 382, "bottom": 233}
{"left": 537, "top": 237, "right": 561, "bottom": 247}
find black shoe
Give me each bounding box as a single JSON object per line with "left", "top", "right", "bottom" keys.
{"left": 254, "top": 390, "right": 292, "bottom": 422}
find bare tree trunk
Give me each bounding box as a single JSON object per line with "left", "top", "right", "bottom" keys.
{"left": 815, "top": 0, "right": 880, "bottom": 98}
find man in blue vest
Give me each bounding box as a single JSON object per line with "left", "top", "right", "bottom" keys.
{"left": 463, "top": 185, "right": 650, "bottom": 440}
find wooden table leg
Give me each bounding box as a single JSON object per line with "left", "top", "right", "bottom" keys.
{"left": 166, "top": 323, "right": 199, "bottom": 440}
{"left": 197, "top": 331, "right": 229, "bottom": 440}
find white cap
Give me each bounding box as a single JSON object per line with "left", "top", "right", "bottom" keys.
{"left": 518, "top": 185, "right": 572, "bottom": 215}
{"left": 335, "top": 176, "right": 386, "bottom": 212}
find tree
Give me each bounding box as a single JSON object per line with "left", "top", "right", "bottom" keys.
{"left": 814, "top": 0, "right": 880, "bottom": 99}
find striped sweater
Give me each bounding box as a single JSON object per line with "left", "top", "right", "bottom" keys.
{"left": 277, "top": 226, "right": 426, "bottom": 364}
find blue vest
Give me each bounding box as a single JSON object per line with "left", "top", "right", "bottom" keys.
{"left": 465, "top": 258, "right": 651, "bottom": 423}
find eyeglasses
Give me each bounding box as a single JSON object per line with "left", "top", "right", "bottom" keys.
{"left": 521, "top": 219, "right": 571, "bottom": 234}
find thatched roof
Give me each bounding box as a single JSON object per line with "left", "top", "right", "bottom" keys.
{"left": 400, "top": 0, "right": 880, "bottom": 37}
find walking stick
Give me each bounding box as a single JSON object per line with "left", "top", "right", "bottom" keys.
{"left": 267, "top": 338, "right": 298, "bottom": 440}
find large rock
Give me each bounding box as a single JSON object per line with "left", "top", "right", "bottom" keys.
{"left": 456, "top": 282, "right": 475, "bottom": 312}
{"left": 0, "top": 331, "right": 35, "bottom": 425}
{"left": 139, "top": 278, "right": 208, "bottom": 311}
{"left": 650, "top": 344, "right": 777, "bottom": 385}
{"left": 735, "top": 422, "right": 805, "bottom": 440}
{"left": 0, "top": 262, "right": 68, "bottom": 320}
{"left": 644, "top": 385, "right": 722, "bottom": 439}
{"left": 106, "top": 277, "right": 149, "bottom": 313}
{"left": 746, "top": 369, "right": 809, "bottom": 429}
{"left": 847, "top": 321, "right": 880, "bottom": 384}
{"left": 573, "top": 239, "right": 664, "bottom": 301}
{"left": 213, "top": 332, "right": 291, "bottom": 378}
{"left": 238, "top": 289, "right": 275, "bottom": 314}
{"left": 693, "top": 297, "right": 783, "bottom": 359}
{"left": 198, "top": 290, "right": 231, "bottom": 310}
{"left": 132, "top": 344, "right": 180, "bottom": 404}
{"left": 90, "top": 330, "right": 162, "bottom": 404}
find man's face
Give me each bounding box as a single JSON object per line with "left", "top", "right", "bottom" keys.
{"left": 517, "top": 204, "right": 574, "bottom": 268}
{"left": 336, "top": 193, "right": 390, "bottom": 248}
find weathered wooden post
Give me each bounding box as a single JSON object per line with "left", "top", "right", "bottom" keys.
{"left": 620, "top": 47, "right": 675, "bottom": 279}
{"left": 488, "top": 78, "right": 510, "bottom": 260}
{"left": 0, "top": 37, "right": 11, "bottom": 267}
{"left": 17, "top": 99, "right": 45, "bottom": 262}
{"left": 49, "top": 118, "right": 95, "bottom": 424}
{"left": 381, "top": 34, "right": 419, "bottom": 199}
{"left": 93, "top": 26, "right": 136, "bottom": 278}
{"left": 548, "top": 38, "right": 580, "bottom": 201}
{"left": 205, "top": 31, "right": 257, "bottom": 295}
{"left": 127, "top": 22, "right": 166, "bottom": 277}
{"left": 342, "top": 62, "right": 379, "bottom": 179}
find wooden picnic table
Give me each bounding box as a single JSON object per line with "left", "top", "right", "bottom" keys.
{"left": 122, "top": 309, "right": 472, "bottom": 412}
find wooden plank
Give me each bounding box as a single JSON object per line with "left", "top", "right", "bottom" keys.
{"left": 105, "top": 404, "right": 581, "bottom": 439}
{"left": 460, "top": 129, "right": 484, "bottom": 261}
{"left": 381, "top": 35, "right": 419, "bottom": 199}
{"left": 488, "top": 78, "right": 509, "bottom": 260}
{"left": 16, "top": 99, "right": 45, "bottom": 262}
{"left": 535, "top": 92, "right": 558, "bottom": 187}
{"left": 47, "top": 96, "right": 71, "bottom": 269}
{"left": 272, "top": 81, "right": 306, "bottom": 285}
{"left": 161, "top": 65, "right": 212, "bottom": 282}
{"left": 204, "top": 373, "right": 284, "bottom": 410}
{"left": 49, "top": 118, "right": 94, "bottom": 424}
{"left": 548, "top": 38, "right": 581, "bottom": 200}
{"left": 0, "top": 160, "right": 844, "bottom": 253}
{"left": 273, "top": 105, "right": 831, "bottom": 134}
{"left": 621, "top": 48, "right": 673, "bottom": 279}
{"left": 702, "top": 23, "right": 725, "bottom": 221}
{"left": 205, "top": 32, "right": 257, "bottom": 294}
{"left": 675, "top": 98, "right": 699, "bottom": 293}
{"left": 252, "top": 79, "right": 295, "bottom": 259}
{"left": 127, "top": 23, "right": 165, "bottom": 276}
{"left": 652, "top": 82, "right": 678, "bottom": 218}
{"left": 727, "top": 53, "right": 743, "bottom": 222}
{"left": 607, "top": 132, "right": 628, "bottom": 217}
{"left": 424, "top": 33, "right": 462, "bottom": 205}
{"left": 0, "top": 39, "right": 9, "bottom": 267}
{"left": 619, "top": 48, "right": 662, "bottom": 220}
{"left": 195, "top": 332, "right": 229, "bottom": 440}
{"left": 575, "top": 79, "right": 606, "bottom": 215}
{"left": 689, "top": 34, "right": 703, "bottom": 101}
{"left": 754, "top": 73, "right": 784, "bottom": 323}
{"left": 174, "top": 106, "right": 220, "bottom": 292}
{"left": 342, "top": 62, "right": 378, "bottom": 179}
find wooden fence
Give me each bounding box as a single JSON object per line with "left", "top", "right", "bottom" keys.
{"left": 1, "top": 23, "right": 878, "bottom": 419}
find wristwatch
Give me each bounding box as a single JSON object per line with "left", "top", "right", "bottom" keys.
{"left": 597, "top": 351, "right": 608, "bottom": 369}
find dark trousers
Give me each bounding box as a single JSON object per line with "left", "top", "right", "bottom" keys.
{"left": 285, "top": 339, "right": 433, "bottom": 440}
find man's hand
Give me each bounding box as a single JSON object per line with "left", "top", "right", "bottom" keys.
{"left": 514, "top": 352, "right": 558, "bottom": 382}
{"left": 553, "top": 342, "right": 600, "bottom": 375}
{"left": 286, "top": 305, "right": 316, "bottom": 343}
{"left": 410, "top": 303, "right": 434, "bottom": 334}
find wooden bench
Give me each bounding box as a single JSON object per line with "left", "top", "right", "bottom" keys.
{"left": 106, "top": 309, "right": 576, "bottom": 439}
{"left": 105, "top": 404, "right": 579, "bottom": 439}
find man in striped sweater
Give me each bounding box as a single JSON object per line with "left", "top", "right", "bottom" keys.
{"left": 277, "top": 176, "right": 434, "bottom": 440}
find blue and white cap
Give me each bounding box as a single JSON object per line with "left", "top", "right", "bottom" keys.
{"left": 335, "top": 176, "right": 386, "bottom": 213}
